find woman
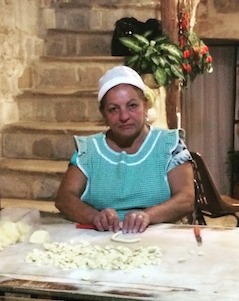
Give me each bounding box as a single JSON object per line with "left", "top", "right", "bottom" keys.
{"left": 55, "top": 66, "right": 195, "bottom": 233}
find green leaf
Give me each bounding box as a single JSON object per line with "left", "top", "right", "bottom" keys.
{"left": 135, "top": 59, "right": 143, "bottom": 72}
{"left": 143, "top": 30, "right": 154, "bottom": 38}
{"left": 140, "top": 60, "right": 149, "bottom": 71}
{"left": 170, "top": 65, "right": 185, "bottom": 80}
{"left": 154, "top": 36, "right": 168, "bottom": 44}
{"left": 119, "top": 37, "right": 142, "bottom": 53}
{"left": 166, "top": 54, "right": 182, "bottom": 64}
{"left": 151, "top": 56, "right": 169, "bottom": 69}
{"left": 158, "top": 56, "right": 169, "bottom": 68}
{"left": 159, "top": 43, "right": 183, "bottom": 59}
{"left": 150, "top": 40, "right": 156, "bottom": 47}
{"left": 154, "top": 68, "right": 167, "bottom": 86}
{"left": 151, "top": 55, "right": 160, "bottom": 66}
{"left": 125, "top": 55, "right": 140, "bottom": 66}
{"left": 164, "top": 67, "right": 172, "bottom": 76}
{"left": 145, "top": 46, "right": 155, "bottom": 58}
{"left": 133, "top": 34, "right": 150, "bottom": 46}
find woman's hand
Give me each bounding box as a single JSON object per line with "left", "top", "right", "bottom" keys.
{"left": 92, "top": 208, "right": 120, "bottom": 232}
{"left": 122, "top": 211, "right": 150, "bottom": 233}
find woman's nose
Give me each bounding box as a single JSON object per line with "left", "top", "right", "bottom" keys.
{"left": 119, "top": 108, "right": 129, "bottom": 121}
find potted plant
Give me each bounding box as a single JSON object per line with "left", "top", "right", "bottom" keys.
{"left": 119, "top": 32, "right": 185, "bottom": 87}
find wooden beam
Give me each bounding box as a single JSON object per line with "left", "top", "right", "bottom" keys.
{"left": 161, "top": 0, "right": 180, "bottom": 129}
{"left": 161, "top": 0, "right": 178, "bottom": 43}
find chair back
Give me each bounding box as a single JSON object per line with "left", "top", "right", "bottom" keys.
{"left": 190, "top": 152, "right": 232, "bottom": 223}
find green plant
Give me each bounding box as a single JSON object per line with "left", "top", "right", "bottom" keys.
{"left": 119, "top": 33, "right": 185, "bottom": 87}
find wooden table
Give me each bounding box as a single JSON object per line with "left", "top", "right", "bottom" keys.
{"left": 0, "top": 214, "right": 238, "bottom": 301}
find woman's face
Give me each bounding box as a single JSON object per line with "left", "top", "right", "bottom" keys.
{"left": 100, "top": 84, "right": 148, "bottom": 140}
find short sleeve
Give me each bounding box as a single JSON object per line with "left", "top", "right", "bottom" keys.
{"left": 69, "top": 136, "right": 89, "bottom": 176}
{"left": 70, "top": 150, "right": 78, "bottom": 166}
{"left": 167, "top": 137, "right": 192, "bottom": 172}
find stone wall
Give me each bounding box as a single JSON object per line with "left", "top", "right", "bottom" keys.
{"left": 195, "top": 0, "right": 239, "bottom": 39}
{"left": 0, "top": 0, "right": 44, "bottom": 126}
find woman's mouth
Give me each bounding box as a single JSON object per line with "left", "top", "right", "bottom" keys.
{"left": 119, "top": 124, "right": 134, "bottom": 130}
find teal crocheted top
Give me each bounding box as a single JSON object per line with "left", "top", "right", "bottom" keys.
{"left": 70, "top": 127, "right": 188, "bottom": 220}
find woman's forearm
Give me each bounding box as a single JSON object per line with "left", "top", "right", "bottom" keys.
{"left": 55, "top": 191, "right": 98, "bottom": 224}
{"left": 55, "top": 165, "right": 99, "bottom": 224}
{"left": 145, "top": 163, "right": 195, "bottom": 224}
{"left": 144, "top": 192, "right": 194, "bottom": 224}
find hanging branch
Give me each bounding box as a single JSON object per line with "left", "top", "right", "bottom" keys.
{"left": 190, "top": 0, "right": 200, "bottom": 29}
{"left": 178, "top": 0, "right": 213, "bottom": 85}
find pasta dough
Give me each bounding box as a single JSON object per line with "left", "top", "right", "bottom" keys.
{"left": 111, "top": 231, "right": 141, "bottom": 243}
{"left": 0, "top": 220, "right": 32, "bottom": 250}
{"left": 29, "top": 230, "right": 51, "bottom": 244}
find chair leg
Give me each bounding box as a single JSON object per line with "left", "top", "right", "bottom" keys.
{"left": 195, "top": 210, "right": 207, "bottom": 225}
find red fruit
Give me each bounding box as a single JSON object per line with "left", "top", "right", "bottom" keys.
{"left": 206, "top": 56, "right": 213, "bottom": 63}
{"left": 183, "top": 49, "right": 190, "bottom": 58}
{"left": 201, "top": 45, "right": 209, "bottom": 55}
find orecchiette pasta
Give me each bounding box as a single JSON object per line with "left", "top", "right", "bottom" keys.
{"left": 25, "top": 240, "right": 163, "bottom": 271}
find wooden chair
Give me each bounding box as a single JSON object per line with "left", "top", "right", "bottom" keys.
{"left": 190, "top": 152, "right": 239, "bottom": 226}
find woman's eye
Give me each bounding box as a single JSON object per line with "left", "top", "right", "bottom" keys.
{"left": 128, "top": 103, "right": 138, "bottom": 110}
{"left": 108, "top": 107, "right": 118, "bottom": 113}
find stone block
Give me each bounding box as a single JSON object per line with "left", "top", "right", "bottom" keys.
{"left": 42, "top": 8, "right": 56, "bottom": 29}
{"left": 30, "top": 57, "right": 123, "bottom": 89}
{"left": 19, "top": 67, "right": 33, "bottom": 89}
{"left": 0, "top": 102, "right": 18, "bottom": 125}
{"left": 17, "top": 92, "right": 102, "bottom": 123}
{"left": 55, "top": 9, "right": 91, "bottom": 30}
{"left": 24, "top": 37, "right": 40, "bottom": 61}
{"left": 76, "top": 33, "right": 111, "bottom": 56}
{"left": 89, "top": 9, "right": 103, "bottom": 29}
{"left": 52, "top": 4, "right": 159, "bottom": 31}
{"left": 214, "top": 0, "right": 239, "bottom": 13}
{"left": 33, "top": 66, "right": 77, "bottom": 89}
{"left": 0, "top": 171, "right": 62, "bottom": 200}
{"left": 44, "top": 34, "right": 68, "bottom": 56}
{"left": 32, "top": 177, "right": 61, "bottom": 199}
{"left": 44, "top": 31, "right": 111, "bottom": 56}
{"left": 2, "top": 123, "right": 105, "bottom": 160}
{"left": 0, "top": 172, "right": 33, "bottom": 199}
{"left": 77, "top": 66, "right": 103, "bottom": 87}
{"left": 3, "top": 132, "right": 74, "bottom": 160}
{"left": 0, "top": 134, "right": 2, "bottom": 157}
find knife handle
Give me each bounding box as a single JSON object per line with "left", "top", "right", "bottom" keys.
{"left": 194, "top": 225, "right": 201, "bottom": 237}
{"left": 76, "top": 223, "right": 96, "bottom": 229}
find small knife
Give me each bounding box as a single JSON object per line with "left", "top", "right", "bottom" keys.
{"left": 76, "top": 223, "right": 96, "bottom": 230}
{"left": 193, "top": 226, "right": 202, "bottom": 246}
